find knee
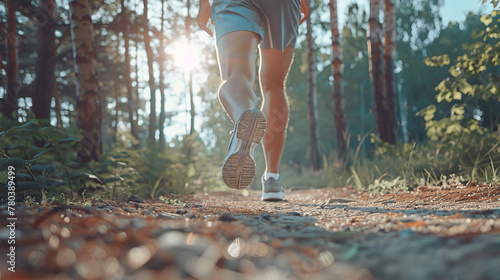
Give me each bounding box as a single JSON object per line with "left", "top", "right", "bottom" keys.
{"left": 261, "top": 79, "right": 286, "bottom": 97}
{"left": 225, "top": 75, "right": 254, "bottom": 89}
{"left": 218, "top": 76, "right": 258, "bottom": 103}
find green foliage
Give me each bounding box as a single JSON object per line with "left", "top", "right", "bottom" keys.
{"left": 381, "top": 8, "right": 500, "bottom": 185}
{"left": 367, "top": 177, "right": 409, "bottom": 193}
{"left": 0, "top": 119, "right": 82, "bottom": 203}
{"left": 0, "top": 119, "right": 206, "bottom": 204}
{"left": 369, "top": 129, "right": 500, "bottom": 187}
{"left": 23, "top": 196, "right": 38, "bottom": 207}
{"left": 89, "top": 143, "right": 193, "bottom": 201}
{"left": 423, "top": 10, "right": 500, "bottom": 139}
{"left": 76, "top": 130, "right": 218, "bottom": 200}
{"left": 337, "top": 117, "right": 499, "bottom": 193}
{"left": 159, "top": 196, "right": 184, "bottom": 205}
{"left": 419, "top": 104, "right": 486, "bottom": 141}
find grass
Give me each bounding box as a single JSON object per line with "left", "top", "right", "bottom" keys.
{"left": 203, "top": 130, "right": 500, "bottom": 194}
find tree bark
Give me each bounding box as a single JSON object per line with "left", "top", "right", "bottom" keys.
{"left": 143, "top": 0, "right": 157, "bottom": 145}
{"left": 329, "top": 0, "right": 347, "bottom": 158}
{"left": 33, "top": 0, "right": 56, "bottom": 121}
{"left": 2, "top": 0, "right": 19, "bottom": 119}
{"left": 121, "top": 0, "right": 140, "bottom": 147}
{"left": 306, "top": 15, "right": 321, "bottom": 171}
{"left": 189, "top": 72, "right": 195, "bottom": 136}
{"left": 368, "top": 0, "right": 396, "bottom": 144}
{"left": 187, "top": 0, "right": 195, "bottom": 136}
{"left": 133, "top": 33, "right": 141, "bottom": 143}
{"left": 383, "top": 0, "right": 399, "bottom": 143}
{"left": 53, "top": 80, "right": 63, "bottom": 129}
{"left": 69, "top": 0, "right": 102, "bottom": 163}
{"left": 112, "top": 75, "right": 119, "bottom": 145}
{"left": 185, "top": 0, "right": 196, "bottom": 161}
{"left": 158, "top": 0, "right": 167, "bottom": 146}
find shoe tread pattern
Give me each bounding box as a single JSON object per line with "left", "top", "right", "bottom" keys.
{"left": 222, "top": 109, "right": 266, "bottom": 189}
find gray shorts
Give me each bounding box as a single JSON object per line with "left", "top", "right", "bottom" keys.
{"left": 211, "top": 0, "right": 301, "bottom": 51}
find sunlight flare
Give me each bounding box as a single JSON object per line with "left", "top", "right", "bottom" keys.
{"left": 169, "top": 38, "right": 200, "bottom": 73}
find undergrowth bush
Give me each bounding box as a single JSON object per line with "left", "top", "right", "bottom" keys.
{"left": 371, "top": 130, "right": 500, "bottom": 186}
{"left": 325, "top": 129, "right": 499, "bottom": 193}
{"left": 0, "top": 118, "right": 220, "bottom": 205}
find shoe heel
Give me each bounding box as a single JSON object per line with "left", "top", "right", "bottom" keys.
{"left": 223, "top": 109, "right": 266, "bottom": 189}
{"left": 222, "top": 153, "right": 256, "bottom": 189}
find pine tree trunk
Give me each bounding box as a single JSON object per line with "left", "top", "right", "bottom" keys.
{"left": 329, "top": 0, "right": 347, "bottom": 158}
{"left": 69, "top": 0, "right": 102, "bottom": 163}
{"left": 133, "top": 36, "right": 141, "bottom": 142}
{"left": 187, "top": 0, "right": 195, "bottom": 136}
{"left": 33, "top": 0, "right": 56, "bottom": 121}
{"left": 158, "top": 0, "right": 167, "bottom": 146}
{"left": 143, "top": 0, "right": 157, "bottom": 145}
{"left": 2, "top": 0, "right": 18, "bottom": 119}
{"left": 113, "top": 75, "right": 119, "bottom": 145}
{"left": 121, "top": 0, "right": 139, "bottom": 146}
{"left": 185, "top": 0, "right": 195, "bottom": 161}
{"left": 189, "top": 73, "right": 195, "bottom": 136}
{"left": 368, "top": 0, "right": 394, "bottom": 144}
{"left": 306, "top": 15, "right": 321, "bottom": 171}
{"left": 383, "top": 0, "right": 398, "bottom": 143}
{"left": 125, "top": 30, "right": 139, "bottom": 144}
{"left": 53, "top": 80, "right": 63, "bottom": 129}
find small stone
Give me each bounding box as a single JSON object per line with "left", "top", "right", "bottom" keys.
{"left": 218, "top": 212, "right": 238, "bottom": 222}
{"left": 128, "top": 195, "right": 144, "bottom": 203}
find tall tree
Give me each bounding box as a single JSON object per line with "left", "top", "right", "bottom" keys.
{"left": 32, "top": 0, "right": 56, "bottom": 122}
{"left": 329, "top": 0, "right": 347, "bottom": 157}
{"left": 306, "top": 10, "right": 321, "bottom": 171}
{"left": 383, "top": 0, "right": 399, "bottom": 142}
{"left": 187, "top": 0, "right": 195, "bottom": 136}
{"left": 53, "top": 80, "right": 63, "bottom": 129}
{"left": 368, "top": 0, "right": 397, "bottom": 144}
{"left": 184, "top": 0, "right": 196, "bottom": 162}
{"left": 121, "top": 0, "right": 140, "bottom": 146}
{"left": 143, "top": 0, "right": 158, "bottom": 145}
{"left": 341, "top": 4, "right": 370, "bottom": 155}
{"left": 158, "top": 0, "right": 167, "bottom": 145}
{"left": 69, "top": 0, "right": 102, "bottom": 162}
{"left": 112, "top": 75, "right": 120, "bottom": 145}
{"left": 2, "top": 0, "right": 18, "bottom": 119}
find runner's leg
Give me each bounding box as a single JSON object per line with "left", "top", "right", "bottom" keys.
{"left": 216, "top": 31, "right": 260, "bottom": 123}
{"left": 259, "top": 46, "right": 295, "bottom": 174}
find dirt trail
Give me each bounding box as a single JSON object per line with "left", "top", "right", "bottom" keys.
{"left": 1, "top": 184, "right": 500, "bottom": 279}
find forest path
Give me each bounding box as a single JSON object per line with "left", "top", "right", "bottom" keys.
{"left": 2, "top": 184, "right": 500, "bottom": 279}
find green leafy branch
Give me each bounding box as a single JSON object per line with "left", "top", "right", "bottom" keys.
{"left": 0, "top": 120, "right": 48, "bottom": 204}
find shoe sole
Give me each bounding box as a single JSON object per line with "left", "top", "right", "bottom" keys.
{"left": 261, "top": 192, "right": 285, "bottom": 201}
{"left": 222, "top": 109, "right": 266, "bottom": 189}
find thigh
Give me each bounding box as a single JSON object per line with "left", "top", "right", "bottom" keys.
{"left": 259, "top": 46, "right": 295, "bottom": 89}
{"left": 217, "top": 31, "right": 261, "bottom": 81}
{"left": 211, "top": 0, "right": 265, "bottom": 47}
